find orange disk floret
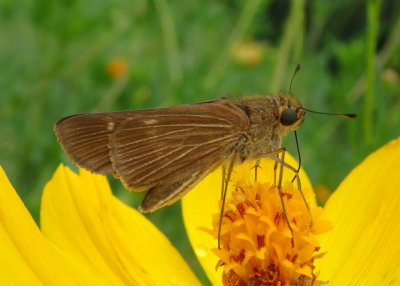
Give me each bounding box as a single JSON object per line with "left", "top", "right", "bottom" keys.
{"left": 210, "top": 181, "right": 332, "bottom": 286}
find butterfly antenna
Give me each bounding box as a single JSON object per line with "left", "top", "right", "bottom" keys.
{"left": 301, "top": 108, "right": 357, "bottom": 119}
{"left": 289, "top": 63, "right": 301, "bottom": 95}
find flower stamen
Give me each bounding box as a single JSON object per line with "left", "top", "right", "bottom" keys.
{"left": 208, "top": 181, "right": 332, "bottom": 286}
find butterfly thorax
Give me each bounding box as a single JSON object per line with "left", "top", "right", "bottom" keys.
{"left": 231, "top": 94, "right": 305, "bottom": 161}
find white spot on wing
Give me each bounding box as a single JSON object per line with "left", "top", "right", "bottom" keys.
{"left": 143, "top": 119, "right": 158, "bottom": 125}
{"left": 108, "top": 122, "right": 115, "bottom": 131}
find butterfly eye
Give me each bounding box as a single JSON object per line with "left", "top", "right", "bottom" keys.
{"left": 280, "top": 108, "right": 298, "bottom": 126}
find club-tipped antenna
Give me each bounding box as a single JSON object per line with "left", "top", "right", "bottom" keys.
{"left": 301, "top": 108, "right": 357, "bottom": 119}
{"left": 289, "top": 63, "right": 301, "bottom": 95}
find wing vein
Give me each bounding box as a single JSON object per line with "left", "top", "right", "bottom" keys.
{"left": 121, "top": 123, "right": 233, "bottom": 131}
{"left": 120, "top": 133, "right": 235, "bottom": 166}
{"left": 132, "top": 136, "right": 231, "bottom": 184}
{"left": 118, "top": 145, "right": 172, "bottom": 163}
{"left": 124, "top": 147, "right": 184, "bottom": 176}
{"left": 130, "top": 113, "right": 234, "bottom": 124}
{"left": 116, "top": 127, "right": 196, "bottom": 147}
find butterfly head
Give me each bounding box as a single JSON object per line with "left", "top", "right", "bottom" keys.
{"left": 278, "top": 94, "right": 306, "bottom": 133}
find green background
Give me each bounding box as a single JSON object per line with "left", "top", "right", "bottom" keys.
{"left": 1, "top": 0, "right": 399, "bottom": 284}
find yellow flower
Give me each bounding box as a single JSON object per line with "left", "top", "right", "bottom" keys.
{"left": 182, "top": 137, "right": 400, "bottom": 285}
{"left": 0, "top": 165, "right": 200, "bottom": 285}
{"left": 0, "top": 137, "right": 399, "bottom": 285}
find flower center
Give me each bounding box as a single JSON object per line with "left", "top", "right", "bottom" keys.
{"left": 207, "top": 181, "right": 331, "bottom": 286}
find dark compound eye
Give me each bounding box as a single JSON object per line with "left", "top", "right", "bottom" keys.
{"left": 280, "top": 108, "right": 298, "bottom": 126}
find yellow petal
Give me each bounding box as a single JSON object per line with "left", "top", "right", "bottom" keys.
{"left": 316, "top": 137, "right": 400, "bottom": 285}
{"left": 182, "top": 155, "right": 313, "bottom": 285}
{"left": 41, "top": 165, "right": 200, "bottom": 286}
{"left": 0, "top": 166, "right": 109, "bottom": 286}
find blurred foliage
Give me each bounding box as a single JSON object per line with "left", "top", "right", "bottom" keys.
{"left": 1, "top": 0, "right": 399, "bottom": 284}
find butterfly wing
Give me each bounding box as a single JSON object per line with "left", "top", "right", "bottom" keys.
{"left": 138, "top": 166, "right": 219, "bottom": 212}
{"left": 109, "top": 100, "right": 250, "bottom": 190}
{"left": 55, "top": 99, "right": 250, "bottom": 211}
{"left": 54, "top": 112, "right": 129, "bottom": 174}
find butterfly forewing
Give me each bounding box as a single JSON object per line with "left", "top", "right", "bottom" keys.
{"left": 55, "top": 99, "right": 250, "bottom": 196}
{"left": 109, "top": 100, "right": 250, "bottom": 190}
{"left": 54, "top": 113, "right": 129, "bottom": 174}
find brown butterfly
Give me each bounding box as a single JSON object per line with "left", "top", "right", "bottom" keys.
{"left": 55, "top": 94, "right": 309, "bottom": 212}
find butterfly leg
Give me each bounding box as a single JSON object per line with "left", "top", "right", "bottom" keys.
{"left": 258, "top": 148, "right": 312, "bottom": 245}
{"left": 273, "top": 157, "right": 279, "bottom": 186}
{"left": 218, "top": 153, "right": 237, "bottom": 249}
{"left": 256, "top": 147, "right": 285, "bottom": 186}
{"left": 220, "top": 166, "right": 226, "bottom": 200}
{"left": 271, "top": 151, "right": 312, "bottom": 230}
{"left": 274, "top": 149, "right": 294, "bottom": 247}
{"left": 252, "top": 159, "right": 261, "bottom": 181}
